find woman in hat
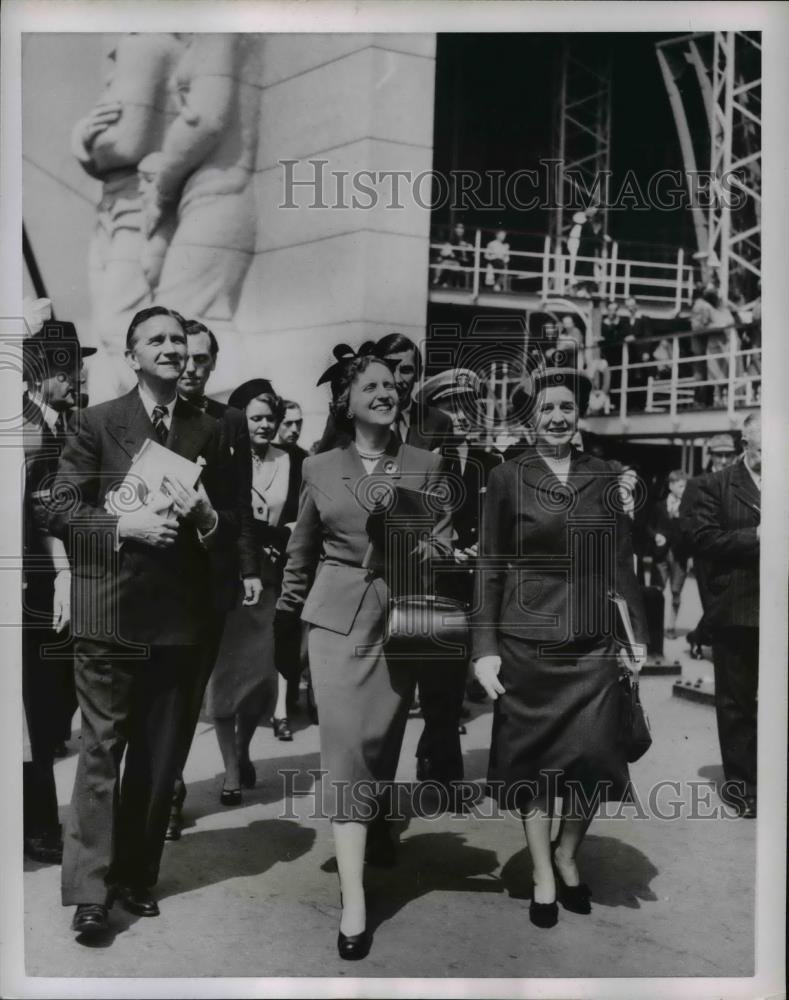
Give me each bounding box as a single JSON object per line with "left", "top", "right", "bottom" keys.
{"left": 275, "top": 344, "right": 452, "bottom": 960}
{"left": 472, "top": 367, "right": 647, "bottom": 928}
{"left": 204, "top": 378, "right": 304, "bottom": 803}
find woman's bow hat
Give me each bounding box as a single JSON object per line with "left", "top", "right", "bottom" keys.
{"left": 316, "top": 341, "right": 378, "bottom": 386}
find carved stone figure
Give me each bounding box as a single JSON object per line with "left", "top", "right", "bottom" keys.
{"left": 72, "top": 33, "right": 183, "bottom": 400}
{"left": 144, "top": 34, "right": 259, "bottom": 326}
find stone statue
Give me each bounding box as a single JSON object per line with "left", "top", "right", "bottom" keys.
{"left": 72, "top": 32, "right": 183, "bottom": 401}
{"left": 143, "top": 34, "right": 259, "bottom": 328}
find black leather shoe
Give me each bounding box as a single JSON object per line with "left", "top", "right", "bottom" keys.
{"left": 529, "top": 899, "right": 559, "bottom": 928}
{"left": 239, "top": 759, "right": 256, "bottom": 789}
{"left": 164, "top": 807, "right": 183, "bottom": 842}
{"left": 337, "top": 928, "right": 371, "bottom": 960}
{"left": 116, "top": 885, "right": 159, "bottom": 917}
{"left": 24, "top": 834, "right": 63, "bottom": 865}
{"left": 220, "top": 787, "right": 242, "bottom": 806}
{"left": 271, "top": 717, "right": 293, "bottom": 741}
{"left": 552, "top": 854, "right": 592, "bottom": 914}
{"left": 72, "top": 903, "right": 109, "bottom": 935}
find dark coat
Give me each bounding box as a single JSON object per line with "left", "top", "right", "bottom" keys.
{"left": 690, "top": 460, "right": 760, "bottom": 629}
{"left": 472, "top": 448, "right": 647, "bottom": 660}
{"left": 315, "top": 400, "right": 454, "bottom": 455}
{"left": 50, "top": 388, "right": 238, "bottom": 646}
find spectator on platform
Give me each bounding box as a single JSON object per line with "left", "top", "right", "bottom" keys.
{"left": 472, "top": 367, "right": 646, "bottom": 929}
{"left": 553, "top": 315, "right": 585, "bottom": 369}
{"left": 204, "top": 379, "right": 305, "bottom": 803}
{"left": 690, "top": 413, "right": 760, "bottom": 819}
{"left": 690, "top": 282, "right": 733, "bottom": 408}
{"left": 567, "top": 206, "right": 609, "bottom": 295}
{"left": 647, "top": 470, "right": 689, "bottom": 639}
{"left": 484, "top": 227, "right": 510, "bottom": 292}
{"left": 433, "top": 221, "right": 473, "bottom": 289}
{"left": 621, "top": 297, "right": 652, "bottom": 411}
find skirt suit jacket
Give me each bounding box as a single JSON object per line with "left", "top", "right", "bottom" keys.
{"left": 473, "top": 448, "right": 647, "bottom": 808}
{"left": 277, "top": 438, "right": 452, "bottom": 819}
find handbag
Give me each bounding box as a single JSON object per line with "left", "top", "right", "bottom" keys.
{"left": 618, "top": 667, "right": 653, "bottom": 762}
{"left": 385, "top": 593, "right": 470, "bottom": 660}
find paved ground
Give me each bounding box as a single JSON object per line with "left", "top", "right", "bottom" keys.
{"left": 23, "top": 580, "right": 756, "bottom": 981}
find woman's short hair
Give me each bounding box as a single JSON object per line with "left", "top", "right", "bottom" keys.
{"left": 247, "top": 392, "right": 286, "bottom": 426}
{"left": 329, "top": 354, "right": 392, "bottom": 435}
{"left": 228, "top": 378, "right": 286, "bottom": 425}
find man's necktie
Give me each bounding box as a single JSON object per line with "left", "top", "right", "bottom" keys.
{"left": 151, "top": 404, "right": 169, "bottom": 445}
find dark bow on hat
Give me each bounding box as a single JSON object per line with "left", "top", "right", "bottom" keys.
{"left": 316, "top": 340, "right": 378, "bottom": 386}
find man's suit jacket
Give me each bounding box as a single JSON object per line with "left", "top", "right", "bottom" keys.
{"left": 190, "top": 396, "right": 258, "bottom": 612}
{"left": 50, "top": 388, "right": 238, "bottom": 646}
{"left": 690, "top": 460, "right": 760, "bottom": 629}
{"left": 472, "top": 448, "right": 647, "bottom": 659}
{"left": 22, "top": 393, "right": 63, "bottom": 619}
{"left": 315, "top": 400, "right": 454, "bottom": 455}
{"left": 277, "top": 439, "right": 452, "bottom": 637}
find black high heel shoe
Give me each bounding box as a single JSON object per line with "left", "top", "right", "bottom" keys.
{"left": 220, "top": 787, "right": 242, "bottom": 806}
{"left": 337, "top": 927, "right": 371, "bottom": 960}
{"left": 552, "top": 852, "right": 592, "bottom": 915}
{"left": 271, "top": 717, "right": 293, "bottom": 741}
{"left": 529, "top": 893, "right": 558, "bottom": 929}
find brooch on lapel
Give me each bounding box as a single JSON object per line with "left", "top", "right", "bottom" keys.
{"left": 383, "top": 459, "right": 398, "bottom": 475}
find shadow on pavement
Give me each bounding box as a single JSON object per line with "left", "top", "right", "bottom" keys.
{"left": 364, "top": 830, "right": 503, "bottom": 933}
{"left": 500, "top": 833, "right": 659, "bottom": 909}
{"left": 156, "top": 817, "right": 316, "bottom": 901}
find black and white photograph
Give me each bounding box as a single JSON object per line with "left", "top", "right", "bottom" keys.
{"left": 0, "top": 2, "right": 786, "bottom": 997}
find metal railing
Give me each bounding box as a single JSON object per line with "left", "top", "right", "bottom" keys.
{"left": 477, "top": 322, "right": 760, "bottom": 440}
{"left": 430, "top": 227, "right": 696, "bottom": 311}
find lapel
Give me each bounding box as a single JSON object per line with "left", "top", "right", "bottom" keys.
{"left": 340, "top": 437, "right": 403, "bottom": 508}
{"left": 168, "top": 396, "right": 211, "bottom": 462}
{"left": 730, "top": 460, "right": 760, "bottom": 518}
{"left": 106, "top": 388, "right": 158, "bottom": 461}
{"left": 518, "top": 446, "right": 596, "bottom": 495}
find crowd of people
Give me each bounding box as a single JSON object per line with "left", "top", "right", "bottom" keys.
{"left": 21, "top": 303, "right": 761, "bottom": 959}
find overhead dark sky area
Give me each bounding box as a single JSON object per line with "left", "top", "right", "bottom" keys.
{"left": 432, "top": 32, "right": 699, "bottom": 256}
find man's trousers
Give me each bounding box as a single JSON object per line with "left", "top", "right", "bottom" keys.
{"left": 711, "top": 626, "right": 758, "bottom": 798}
{"left": 61, "top": 639, "right": 194, "bottom": 905}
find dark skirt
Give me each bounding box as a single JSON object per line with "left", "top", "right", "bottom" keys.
{"left": 203, "top": 583, "right": 278, "bottom": 720}
{"left": 487, "top": 633, "right": 629, "bottom": 813}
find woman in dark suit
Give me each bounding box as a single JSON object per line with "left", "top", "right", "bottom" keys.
{"left": 204, "top": 379, "right": 304, "bottom": 802}
{"left": 472, "top": 367, "right": 647, "bottom": 928}
{"left": 276, "top": 348, "right": 451, "bottom": 960}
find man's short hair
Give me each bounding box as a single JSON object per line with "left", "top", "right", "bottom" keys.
{"left": 376, "top": 332, "right": 423, "bottom": 379}
{"left": 184, "top": 319, "right": 219, "bottom": 359}
{"left": 668, "top": 469, "right": 687, "bottom": 484}
{"left": 126, "top": 306, "right": 187, "bottom": 349}
{"left": 281, "top": 399, "right": 302, "bottom": 414}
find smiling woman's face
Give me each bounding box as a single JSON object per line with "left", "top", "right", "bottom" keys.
{"left": 348, "top": 360, "right": 398, "bottom": 429}
{"left": 533, "top": 385, "right": 578, "bottom": 449}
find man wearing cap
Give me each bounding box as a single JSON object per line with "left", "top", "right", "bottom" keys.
{"left": 414, "top": 368, "right": 503, "bottom": 787}
{"left": 678, "top": 433, "right": 738, "bottom": 657}
{"left": 50, "top": 306, "right": 238, "bottom": 935}
{"left": 690, "top": 415, "right": 760, "bottom": 818}
{"left": 22, "top": 321, "right": 96, "bottom": 864}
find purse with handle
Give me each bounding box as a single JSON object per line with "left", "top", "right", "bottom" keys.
{"left": 609, "top": 589, "right": 653, "bottom": 761}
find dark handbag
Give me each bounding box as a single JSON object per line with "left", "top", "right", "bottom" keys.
{"left": 384, "top": 594, "right": 470, "bottom": 660}
{"left": 618, "top": 667, "right": 653, "bottom": 762}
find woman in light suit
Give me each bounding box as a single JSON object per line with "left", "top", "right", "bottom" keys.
{"left": 275, "top": 347, "right": 451, "bottom": 960}
{"left": 473, "top": 367, "right": 647, "bottom": 928}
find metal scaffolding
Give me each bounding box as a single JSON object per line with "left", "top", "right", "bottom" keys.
{"left": 550, "top": 38, "right": 613, "bottom": 247}
{"left": 656, "top": 32, "right": 762, "bottom": 305}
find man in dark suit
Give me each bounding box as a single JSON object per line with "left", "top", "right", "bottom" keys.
{"left": 161, "top": 320, "right": 260, "bottom": 840}
{"left": 691, "top": 413, "right": 760, "bottom": 818}
{"left": 413, "top": 370, "right": 503, "bottom": 792}
{"left": 22, "top": 322, "right": 96, "bottom": 864}
{"left": 50, "top": 306, "right": 239, "bottom": 935}
{"left": 315, "top": 333, "right": 454, "bottom": 454}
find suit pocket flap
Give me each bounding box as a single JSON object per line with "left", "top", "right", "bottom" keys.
{"left": 302, "top": 564, "right": 373, "bottom": 635}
